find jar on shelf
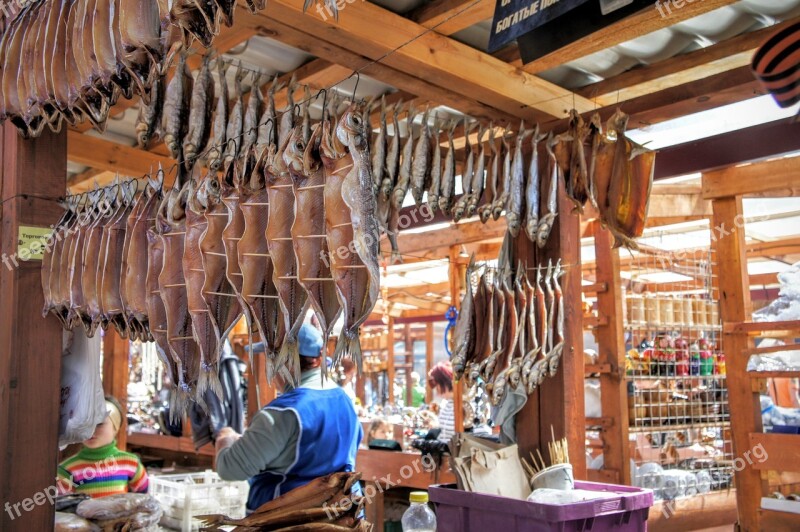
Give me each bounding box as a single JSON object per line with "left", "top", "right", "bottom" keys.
{"left": 629, "top": 295, "right": 645, "bottom": 325}
{"left": 710, "top": 302, "right": 720, "bottom": 327}
{"left": 694, "top": 298, "right": 708, "bottom": 327}
{"left": 715, "top": 352, "right": 726, "bottom": 375}
{"left": 700, "top": 350, "right": 714, "bottom": 376}
{"left": 660, "top": 297, "right": 675, "bottom": 327}
{"left": 644, "top": 293, "right": 660, "bottom": 326}
{"left": 673, "top": 297, "right": 685, "bottom": 327}
{"left": 689, "top": 343, "right": 701, "bottom": 376}
{"left": 675, "top": 337, "right": 690, "bottom": 376}
{"left": 683, "top": 298, "right": 694, "bottom": 327}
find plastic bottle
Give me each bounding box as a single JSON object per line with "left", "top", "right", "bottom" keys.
{"left": 402, "top": 491, "right": 437, "bottom": 532}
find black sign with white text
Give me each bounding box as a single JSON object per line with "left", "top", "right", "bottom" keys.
{"left": 488, "top": 0, "right": 592, "bottom": 52}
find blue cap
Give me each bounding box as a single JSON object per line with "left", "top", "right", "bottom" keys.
{"left": 298, "top": 323, "right": 323, "bottom": 357}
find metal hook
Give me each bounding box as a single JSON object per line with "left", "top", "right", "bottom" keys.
{"left": 350, "top": 71, "right": 360, "bottom": 103}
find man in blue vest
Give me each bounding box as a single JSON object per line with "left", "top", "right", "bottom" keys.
{"left": 215, "top": 323, "right": 363, "bottom": 511}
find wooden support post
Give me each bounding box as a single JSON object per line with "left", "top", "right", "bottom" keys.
{"left": 405, "top": 323, "right": 413, "bottom": 406}
{"left": 593, "top": 228, "right": 631, "bottom": 485}
{"left": 712, "top": 196, "right": 765, "bottom": 531}
{"left": 0, "top": 125, "right": 66, "bottom": 530}
{"left": 449, "top": 247, "right": 464, "bottom": 433}
{"left": 425, "top": 323, "right": 434, "bottom": 404}
{"left": 103, "top": 331, "right": 129, "bottom": 450}
{"left": 387, "top": 317, "right": 395, "bottom": 405}
{"left": 515, "top": 171, "right": 586, "bottom": 478}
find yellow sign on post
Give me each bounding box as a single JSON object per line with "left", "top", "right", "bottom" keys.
{"left": 17, "top": 226, "right": 53, "bottom": 261}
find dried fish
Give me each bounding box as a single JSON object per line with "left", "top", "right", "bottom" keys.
{"left": 451, "top": 256, "right": 476, "bottom": 380}
{"left": 183, "top": 54, "right": 214, "bottom": 168}
{"left": 240, "top": 72, "right": 264, "bottom": 166}
{"left": 586, "top": 113, "right": 603, "bottom": 211}
{"left": 383, "top": 103, "right": 401, "bottom": 200}
{"left": 492, "top": 130, "right": 512, "bottom": 221}
{"left": 278, "top": 75, "right": 297, "bottom": 147}
{"left": 136, "top": 72, "right": 164, "bottom": 149}
{"left": 207, "top": 60, "right": 230, "bottom": 172}
{"left": 410, "top": 109, "right": 430, "bottom": 206}
{"left": 335, "top": 102, "right": 381, "bottom": 370}
{"left": 536, "top": 133, "right": 559, "bottom": 248}
{"left": 271, "top": 131, "right": 310, "bottom": 382}
{"left": 437, "top": 120, "right": 457, "bottom": 215}
{"left": 453, "top": 120, "right": 477, "bottom": 222}
{"left": 256, "top": 75, "right": 282, "bottom": 161}
{"left": 392, "top": 106, "right": 415, "bottom": 209}
{"left": 371, "top": 96, "right": 387, "bottom": 196}
{"left": 162, "top": 51, "right": 193, "bottom": 160}
{"left": 287, "top": 124, "right": 341, "bottom": 338}
{"left": 426, "top": 118, "right": 442, "bottom": 211}
{"left": 506, "top": 122, "right": 532, "bottom": 237}
{"left": 466, "top": 124, "right": 487, "bottom": 218}
{"left": 478, "top": 128, "right": 498, "bottom": 224}
{"left": 524, "top": 125, "right": 545, "bottom": 242}
{"left": 223, "top": 66, "right": 246, "bottom": 171}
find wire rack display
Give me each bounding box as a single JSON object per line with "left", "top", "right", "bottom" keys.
{"left": 623, "top": 248, "right": 734, "bottom": 501}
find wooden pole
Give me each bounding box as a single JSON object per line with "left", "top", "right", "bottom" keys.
{"left": 387, "top": 317, "right": 395, "bottom": 405}
{"left": 103, "top": 331, "right": 129, "bottom": 450}
{"left": 593, "top": 227, "right": 631, "bottom": 485}
{"left": 425, "top": 322, "right": 434, "bottom": 404}
{"left": 405, "top": 323, "right": 413, "bottom": 406}
{"left": 711, "top": 195, "right": 765, "bottom": 531}
{"left": 0, "top": 125, "right": 66, "bottom": 530}
{"left": 449, "top": 246, "right": 464, "bottom": 433}
{"left": 515, "top": 171, "right": 586, "bottom": 478}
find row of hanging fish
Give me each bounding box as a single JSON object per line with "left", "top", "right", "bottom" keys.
{"left": 449, "top": 249, "right": 566, "bottom": 407}
{"left": 371, "top": 104, "right": 655, "bottom": 250}
{"left": 42, "top": 102, "right": 381, "bottom": 416}
{"left": 0, "top": 0, "right": 276, "bottom": 138}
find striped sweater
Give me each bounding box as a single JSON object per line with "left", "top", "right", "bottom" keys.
{"left": 58, "top": 441, "right": 149, "bottom": 498}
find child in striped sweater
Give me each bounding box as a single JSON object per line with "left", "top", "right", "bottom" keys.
{"left": 58, "top": 396, "right": 149, "bottom": 498}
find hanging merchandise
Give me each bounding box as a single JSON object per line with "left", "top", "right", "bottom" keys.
{"left": 59, "top": 329, "right": 106, "bottom": 448}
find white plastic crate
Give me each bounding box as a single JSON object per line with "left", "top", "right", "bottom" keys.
{"left": 149, "top": 470, "right": 249, "bottom": 531}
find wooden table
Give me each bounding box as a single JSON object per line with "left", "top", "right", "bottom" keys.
{"left": 356, "top": 449, "right": 456, "bottom": 531}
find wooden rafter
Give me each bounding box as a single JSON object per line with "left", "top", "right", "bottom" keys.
{"left": 578, "top": 20, "right": 796, "bottom": 106}
{"left": 410, "top": 0, "right": 494, "bottom": 36}
{"left": 244, "top": 2, "right": 594, "bottom": 119}
{"left": 66, "top": 131, "right": 171, "bottom": 186}
{"left": 702, "top": 156, "right": 800, "bottom": 199}
{"left": 245, "top": 12, "right": 520, "bottom": 124}
{"left": 509, "top": 0, "right": 739, "bottom": 74}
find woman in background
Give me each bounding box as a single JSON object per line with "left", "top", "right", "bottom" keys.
{"left": 427, "top": 361, "right": 454, "bottom": 441}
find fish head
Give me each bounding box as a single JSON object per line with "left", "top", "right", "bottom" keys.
{"left": 283, "top": 126, "right": 307, "bottom": 175}
{"left": 303, "top": 124, "right": 323, "bottom": 173}
{"left": 336, "top": 102, "right": 368, "bottom": 149}
{"left": 204, "top": 176, "right": 222, "bottom": 206}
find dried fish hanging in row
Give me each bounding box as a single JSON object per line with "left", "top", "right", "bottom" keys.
{"left": 449, "top": 250, "right": 566, "bottom": 409}
{"left": 42, "top": 101, "right": 380, "bottom": 418}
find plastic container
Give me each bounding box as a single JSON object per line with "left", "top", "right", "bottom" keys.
{"left": 149, "top": 470, "right": 249, "bottom": 531}
{"left": 531, "top": 464, "right": 575, "bottom": 491}
{"left": 402, "top": 491, "right": 437, "bottom": 532}
{"left": 429, "top": 481, "right": 653, "bottom": 532}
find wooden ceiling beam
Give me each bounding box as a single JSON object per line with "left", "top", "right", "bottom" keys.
{"left": 66, "top": 131, "right": 171, "bottom": 185}
{"left": 244, "top": 11, "right": 519, "bottom": 124}
{"left": 410, "top": 0, "right": 494, "bottom": 36}
{"left": 702, "top": 156, "right": 800, "bottom": 199}
{"left": 578, "top": 20, "right": 796, "bottom": 106}
{"left": 245, "top": 2, "right": 593, "bottom": 120}
{"left": 516, "top": 0, "right": 739, "bottom": 74}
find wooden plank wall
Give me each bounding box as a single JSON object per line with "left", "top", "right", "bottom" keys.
{"left": 0, "top": 125, "right": 66, "bottom": 529}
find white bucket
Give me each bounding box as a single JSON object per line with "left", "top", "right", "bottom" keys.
{"left": 531, "top": 464, "right": 574, "bottom": 491}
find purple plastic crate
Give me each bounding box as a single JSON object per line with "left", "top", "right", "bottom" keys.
{"left": 429, "top": 481, "right": 653, "bottom": 532}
